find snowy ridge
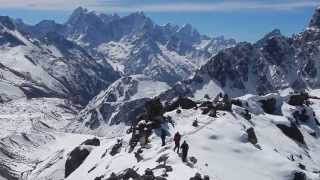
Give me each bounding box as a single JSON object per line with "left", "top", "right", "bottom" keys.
{"left": 0, "top": 16, "right": 120, "bottom": 104}
{"left": 23, "top": 91, "right": 320, "bottom": 180}
{"left": 0, "top": 98, "right": 85, "bottom": 180}
{"left": 17, "top": 7, "right": 236, "bottom": 85}
{"left": 69, "top": 75, "right": 171, "bottom": 137}
{"left": 157, "top": 8, "right": 320, "bottom": 101}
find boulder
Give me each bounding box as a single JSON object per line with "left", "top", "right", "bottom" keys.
{"left": 189, "top": 173, "right": 203, "bottom": 180}
{"left": 81, "top": 137, "right": 100, "bottom": 146}
{"left": 65, "top": 146, "right": 91, "bottom": 178}
{"left": 293, "top": 171, "right": 306, "bottom": 180}
{"left": 231, "top": 99, "right": 243, "bottom": 107}
{"left": 292, "top": 110, "right": 309, "bottom": 122}
{"left": 277, "top": 123, "right": 306, "bottom": 145}
{"left": 203, "top": 175, "right": 210, "bottom": 180}
{"left": 145, "top": 98, "right": 165, "bottom": 118}
{"left": 110, "top": 139, "right": 123, "bottom": 156}
{"left": 259, "top": 98, "right": 276, "bottom": 114}
{"left": 288, "top": 93, "right": 308, "bottom": 106}
{"left": 122, "top": 168, "right": 141, "bottom": 179}
{"left": 106, "top": 168, "right": 141, "bottom": 180}
{"left": 192, "top": 120, "right": 199, "bottom": 127}
{"left": 242, "top": 109, "right": 251, "bottom": 120}
{"left": 199, "top": 101, "right": 213, "bottom": 108}
{"left": 246, "top": 127, "right": 258, "bottom": 144}
{"left": 208, "top": 110, "right": 217, "bottom": 117}
{"left": 166, "top": 97, "right": 197, "bottom": 111}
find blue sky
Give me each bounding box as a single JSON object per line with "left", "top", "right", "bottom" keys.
{"left": 0, "top": 0, "right": 319, "bottom": 42}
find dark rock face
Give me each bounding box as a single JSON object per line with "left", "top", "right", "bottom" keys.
{"left": 105, "top": 168, "right": 168, "bottom": 180}
{"left": 276, "top": 123, "right": 305, "bottom": 145}
{"left": 85, "top": 110, "right": 100, "bottom": 130}
{"left": 293, "top": 109, "right": 309, "bottom": 123}
{"left": 145, "top": 98, "right": 165, "bottom": 118}
{"left": 231, "top": 99, "right": 243, "bottom": 107}
{"left": 81, "top": 137, "right": 100, "bottom": 146}
{"left": 110, "top": 140, "right": 123, "bottom": 156}
{"left": 247, "top": 127, "right": 258, "bottom": 145}
{"left": 293, "top": 171, "right": 306, "bottom": 180}
{"left": 189, "top": 173, "right": 210, "bottom": 180}
{"left": 259, "top": 98, "right": 277, "bottom": 114}
{"left": 0, "top": 16, "right": 16, "bottom": 30}
{"left": 166, "top": 97, "right": 197, "bottom": 111}
{"left": 288, "top": 93, "right": 308, "bottom": 106}
{"left": 41, "top": 32, "right": 120, "bottom": 105}
{"left": 65, "top": 146, "right": 91, "bottom": 178}
{"left": 0, "top": 32, "right": 25, "bottom": 47}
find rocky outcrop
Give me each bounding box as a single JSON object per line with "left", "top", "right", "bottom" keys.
{"left": 65, "top": 146, "right": 91, "bottom": 178}
{"left": 247, "top": 127, "right": 258, "bottom": 145}
{"left": 105, "top": 168, "right": 168, "bottom": 180}
{"left": 65, "top": 138, "right": 100, "bottom": 177}
{"left": 81, "top": 137, "right": 100, "bottom": 146}
{"left": 259, "top": 98, "right": 277, "bottom": 114}
{"left": 165, "top": 97, "right": 197, "bottom": 111}
{"left": 292, "top": 171, "right": 306, "bottom": 180}
{"left": 189, "top": 173, "right": 210, "bottom": 180}
{"left": 288, "top": 93, "right": 308, "bottom": 106}
{"left": 276, "top": 123, "right": 305, "bottom": 145}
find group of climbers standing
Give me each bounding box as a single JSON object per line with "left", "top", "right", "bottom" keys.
{"left": 161, "top": 130, "right": 189, "bottom": 162}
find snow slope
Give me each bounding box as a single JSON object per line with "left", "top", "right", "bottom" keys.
{"left": 69, "top": 75, "right": 171, "bottom": 137}
{"left": 0, "top": 97, "right": 87, "bottom": 180}
{"left": 0, "top": 16, "right": 120, "bottom": 105}
{"left": 57, "top": 92, "right": 320, "bottom": 180}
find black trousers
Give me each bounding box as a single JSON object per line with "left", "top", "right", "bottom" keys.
{"left": 174, "top": 142, "right": 180, "bottom": 152}
{"left": 161, "top": 137, "right": 165, "bottom": 146}
{"left": 182, "top": 151, "right": 187, "bottom": 162}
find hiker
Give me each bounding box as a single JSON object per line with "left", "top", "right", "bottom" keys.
{"left": 161, "top": 129, "right": 167, "bottom": 146}
{"left": 173, "top": 132, "right": 181, "bottom": 153}
{"left": 181, "top": 141, "right": 189, "bottom": 162}
{"left": 192, "top": 119, "right": 198, "bottom": 127}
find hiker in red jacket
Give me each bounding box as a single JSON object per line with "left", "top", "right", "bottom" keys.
{"left": 173, "top": 132, "right": 181, "bottom": 153}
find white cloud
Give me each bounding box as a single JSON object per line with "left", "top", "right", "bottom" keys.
{"left": 0, "top": 0, "right": 115, "bottom": 10}
{"left": 0, "top": 0, "right": 318, "bottom": 12}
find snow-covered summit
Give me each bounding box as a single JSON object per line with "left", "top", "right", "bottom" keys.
{"left": 15, "top": 7, "right": 236, "bottom": 85}
{"left": 69, "top": 75, "right": 171, "bottom": 137}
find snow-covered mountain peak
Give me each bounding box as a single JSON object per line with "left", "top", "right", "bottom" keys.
{"left": 100, "top": 74, "right": 171, "bottom": 102}
{"left": 67, "top": 6, "right": 89, "bottom": 23}
{"left": 0, "top": 16, "right": 16, "bottom": 30}
{"left": 256, "top": 29, "right": 284, "bottom": 47}
{"left": 309, "top": 7, "right": 320, "bottom": 29}
{"left": 176, "top": 23, "right": 201, "bottom": 42}
{"left": 69, "top": 75, "right": 171, "bottom": 136}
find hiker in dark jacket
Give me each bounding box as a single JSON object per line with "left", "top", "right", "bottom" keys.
{"left": 173, "top": 132, "right": 181, "bottom": 153}
{"left": 181, "top": 141, "right": 189, "bottom": 162}
{"left": 161, "top": 129, "right": 167, "bottom": 146}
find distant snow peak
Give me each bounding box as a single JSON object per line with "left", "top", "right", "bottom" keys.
{"left": 309, "top": 7, "right": 320, "bottom": 28}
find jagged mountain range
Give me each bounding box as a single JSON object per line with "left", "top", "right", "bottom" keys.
{"left": 0, "top": 16, "right": 120, "bottom": 105}
{"left": 0, "top": 7, "right": 236, "bottom": 106}
{"left": 17, "top": 7, "right": 236, "bottom": 84}
{"left": 156, "top": 7, "right": 320, "bottom": 100}
{"left": 78, "top": 7, "right": 320, "bottom": 140}
{"left": 1, "top": 6, "right": 320, "bottom": 180}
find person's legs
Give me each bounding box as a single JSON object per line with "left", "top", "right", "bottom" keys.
{"left": 177, "top": 143, "right": 180, "bottom": 153}
{"left": 182, "top": 152, "right": 187, "bottom": 162}
{"left": 161, "top": 137, "right": 165, "bottom": 146}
